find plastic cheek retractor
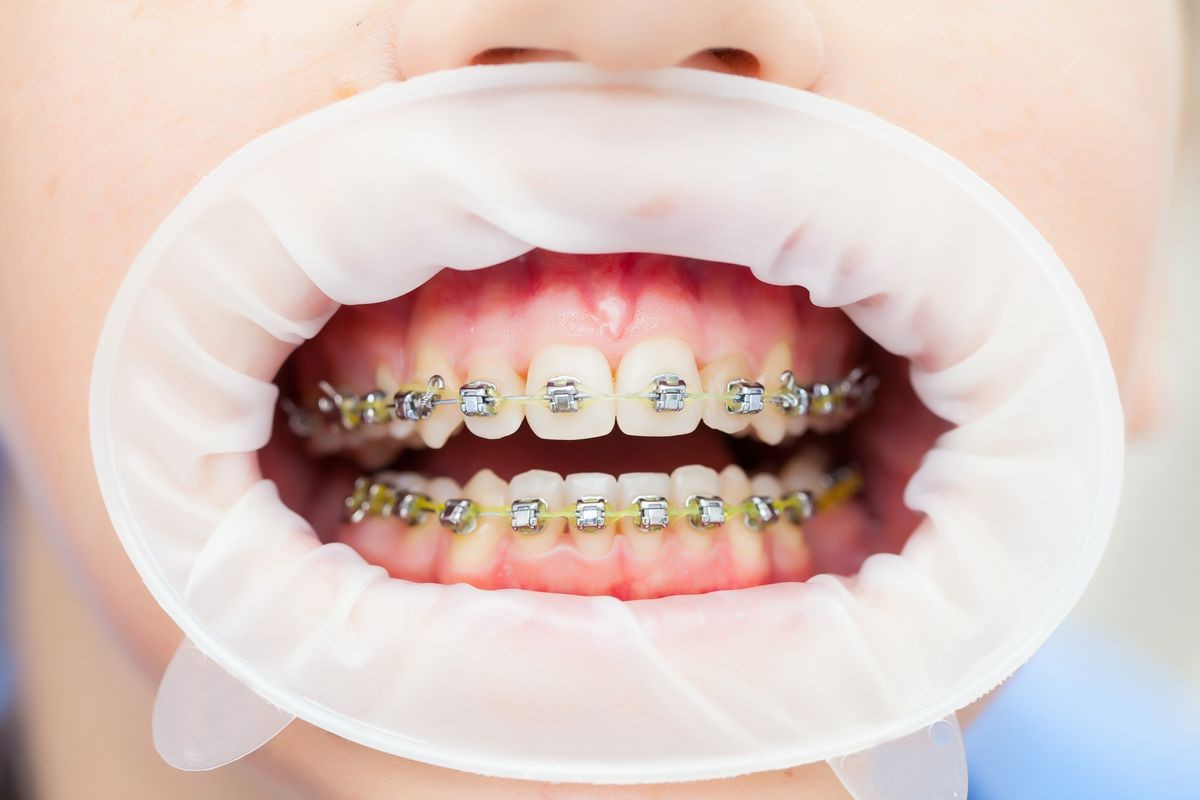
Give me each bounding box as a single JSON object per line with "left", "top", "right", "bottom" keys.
{"left": 89, "top": 64, "right": 1123, "bottom": 795}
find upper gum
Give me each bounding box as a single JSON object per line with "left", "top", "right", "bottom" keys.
{"left": 289, "top": 250, "right": 864, "bottom": 403}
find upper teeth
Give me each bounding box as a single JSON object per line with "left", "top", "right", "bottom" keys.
{"left": 293, "top": 366, "right": 876, "bottom": 436}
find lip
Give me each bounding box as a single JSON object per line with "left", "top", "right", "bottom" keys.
{"left": 89, "top": 63, "right": 1122, "bottom": 783}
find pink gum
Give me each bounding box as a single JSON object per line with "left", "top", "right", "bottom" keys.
{"left": 292, "top": 251, "right": 862, "bottom": 397}
{"left": 334, "top": 510, "right": 882, "bottom": 600}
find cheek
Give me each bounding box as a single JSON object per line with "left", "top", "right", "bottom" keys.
{"left": 0, "top": 1, "right": 397, "bottom": 671}
{"left": 806, "top": 0, "right": 1180, "bottom": 386}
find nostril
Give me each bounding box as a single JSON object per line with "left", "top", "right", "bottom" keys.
{"left": 471, "top": 47, "right": 578, "bottom": 66}
{"left": 681, "top": 48, "right": 761, "bottom": 78}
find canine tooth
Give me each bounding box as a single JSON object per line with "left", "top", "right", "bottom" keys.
{"left": 615, "top": 337, "right": 702, "bottom": 437}
{"left": 669, "top": 465, "right": 721, "bottom": 555}
{"left": 375, "top": 363, "right": 402, "bottom": 393}
{"left": 721, "top": 467, "right": 766, "bottom": 564}
{"left": 564, "top": 473, "right": 617, "bottom": 559}
{"left": 443, "top": 469, "right": 508, "bottom": 576}
{"left": 616, "top": 472, "right": 670, "bottom": 558}
{"left": 524, "top": 345, "right": 615, "bottom": 440}
{"left": 700, "top": 353, "right": 755, "bottom": 434}
{"left": 751, "top": 342, "right": 792, "bottom": 445}
{"left": 462, "top": 358, "right": 525, "bottom": 440}
{"left": 508, "top": 470, "right": 566, "bottom": 556}
{"left": 412, "top": 348, "right": 463, "bottom": 449}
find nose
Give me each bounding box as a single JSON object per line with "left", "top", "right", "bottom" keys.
{"left": 396, "top": 0, "right": 824, "bottom": 87}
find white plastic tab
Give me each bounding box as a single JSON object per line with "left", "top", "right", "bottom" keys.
{"left": 153, "top": 640, "right": 295, "bottom": 771}
{"left": 828, "top": 713, "right": 967, "bottom": 800}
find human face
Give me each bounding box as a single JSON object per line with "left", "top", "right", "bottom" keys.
{"left": 0, "top": 1, "right": 1182, "bottom": 797}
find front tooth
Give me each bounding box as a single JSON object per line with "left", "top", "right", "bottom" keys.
{"left": 524, "top": 345, "right": 615, "bottom": 440}
{"left": 563, "top": 473, "right": 618, "bottom": 559}
{"left": 751, "top": 341, "right": 792, "bottom": 445}
{"left": 412, "top": 348, "right": 463, "bottom": 449}
{"left": 700, "top": 352, "right": 755, "bottom": 434}
{"left": 508, "top": 469, "right": 566, "bottom": 556}
{"left": 461, "top": 357, "right": 525, "bottom": 440}
{"left": 721, "top": 466, "right": 765, "bottom": 564}
{"left": 442, "top": 469, "right": 508, "bottom": 578}
{"left": 669, "top": 465, "right": 721, "bottom": 555}
{"left": 615, "top": 337, "right": 702, "bottom": 437}
{"left": 617, "top": 472, "right": 670, "bottom": 558}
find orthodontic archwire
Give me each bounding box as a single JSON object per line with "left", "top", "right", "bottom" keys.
{"left": 343, "top": 465, "right": 864, "bottom": 536}
{"left": 284, "top": 366, "right": 880, "bottom": 438}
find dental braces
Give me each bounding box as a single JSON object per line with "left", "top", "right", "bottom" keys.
{"left": 285, "top": 366, "right": 878, "bottom": 437}
{"left": 343, "top": 465, "right": 863, "bottom": 535}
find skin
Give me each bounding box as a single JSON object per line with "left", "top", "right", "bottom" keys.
{"left": 0, "top": 1, "right": 1184, "bottom": 797}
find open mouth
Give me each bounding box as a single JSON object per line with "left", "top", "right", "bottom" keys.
{"left": 264, "top": 250, "right": 947, "bottom": 599}
{"left": 90, "top": 64, "right": 1122, "bottom": 781}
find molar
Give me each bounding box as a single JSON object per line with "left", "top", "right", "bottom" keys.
{"left": 616, "top": 472, "right": 670, "bottom": 558}
{"left": 700, "top": 352, "right": 755, "bottom": 435}
{"left": 668, "top": 465, "right": 721, "bottom": 555}
{"left": 563, "top": 472, "right": 618, "bottom": 559}
{"left": 442, "top": 469, "right": 508, "bottom": 578}
{"left": 412, "top": 348, "right": 463, "bottom": 449}
{"left": 461, "top": 356, "right": 525, "bottom": 440}
{"left": 614, "top": 337, "right": 702, "bottom": 437}
{"left": 524, "top": 345, "right": 615, "bottom": 440}
{"left": 785, "top": 405, "right": 811, "bottom": 438}
{"left": 508, "top": 469, "right": 566, "bottom": 556}
{"left": 346, "top": 436, "right": 406, "bottom": 471}
{"left": 781, "top": 446, "right": 831, "bottom": 493}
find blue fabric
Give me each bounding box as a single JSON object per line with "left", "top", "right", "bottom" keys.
{"left": 966, "top": 622, "right": 1200, "bottom": 799}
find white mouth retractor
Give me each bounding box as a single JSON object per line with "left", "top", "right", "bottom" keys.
{"left": 88, "top": 63, "right": 1123, "bottom": 792}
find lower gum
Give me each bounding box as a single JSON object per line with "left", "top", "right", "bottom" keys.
{"left": 335, "top": 513, "right": 886, "bottom": 599}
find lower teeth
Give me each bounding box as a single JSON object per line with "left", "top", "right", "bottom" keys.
{"left": 343, "top": 465, "right": 861, "bottom": 536}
